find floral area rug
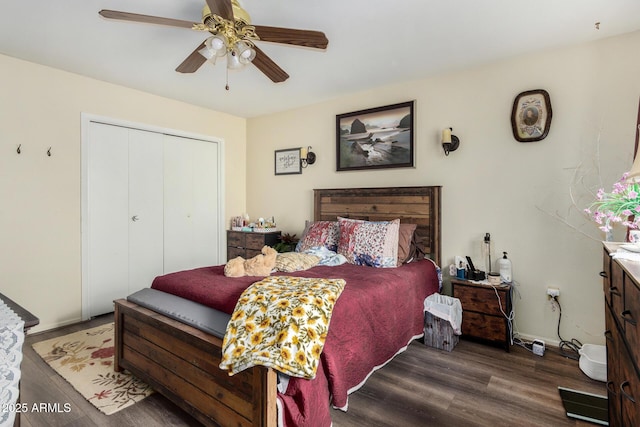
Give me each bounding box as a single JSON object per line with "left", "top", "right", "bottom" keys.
{"left": 32, "top": 322, "right": 153, "bottom": 415}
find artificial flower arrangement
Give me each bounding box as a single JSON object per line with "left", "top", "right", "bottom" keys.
{"left": 585, "top": 172, "right": 640, "bottom": 233}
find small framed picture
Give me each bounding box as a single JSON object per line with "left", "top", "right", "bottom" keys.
{"left": 510, "top": 89, "right": 552, "bottom": 142}
{"left": 274, "top": 148, "right": 302, "bottom": 175}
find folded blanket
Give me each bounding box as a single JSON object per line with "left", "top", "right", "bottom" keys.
{"left": 274, "top": 252, "right": 321, "bottom": 272}
{"left": 304, "top": 246, "right": 348, "bottom": 266}
{"left": 220, "top": 276, "right": 346, "bottom": 379}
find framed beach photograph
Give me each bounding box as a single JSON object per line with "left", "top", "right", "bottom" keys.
{"left": 336, "top": 101, "right": 414, "bottom": 171}
{"left": 510, "top": 89, "right": 552, "bottom": 142}
{"left": 274, "top": 148, "right": 302, "bottom": 175}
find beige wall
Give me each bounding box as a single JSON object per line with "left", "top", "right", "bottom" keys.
{"left": 0, "top": 55, "right": 247, "bottom": 332}
{"left": 247, "top": 31, "right": 640, "bottom": 346}
{"left": 3, "top": 30, "right": 639, "bottom": 345}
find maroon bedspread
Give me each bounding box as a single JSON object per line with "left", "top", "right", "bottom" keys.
{"left": 151, "top": 259, "right": 440, "bottom": 427}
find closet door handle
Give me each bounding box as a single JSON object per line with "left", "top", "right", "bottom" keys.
{"left": 600, "top": 271, "right": 608, "bottom": 278}
{"left": 131, "top": 215, "right": 139, "bottom": 222}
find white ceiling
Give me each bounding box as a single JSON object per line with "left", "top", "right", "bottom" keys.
{"left": 1, "top": 1, "right": 639, "bottom": 118}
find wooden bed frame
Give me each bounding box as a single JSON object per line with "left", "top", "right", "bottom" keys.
{"left": 114, "top": 186, "right": 441, "bottom": 427}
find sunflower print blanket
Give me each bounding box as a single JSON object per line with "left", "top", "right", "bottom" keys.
{"left": 219, "top": 276, "right": 346, "bottom": 379}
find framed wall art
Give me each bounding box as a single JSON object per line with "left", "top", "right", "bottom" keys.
{"left": 336, "top": 101, "right": 414, "bottom": 171}
{"left": 510, "top": 89, "right": 552, "bottom": 142}
{"left": 274, "top": 148, "right": 301, "bottom": 175}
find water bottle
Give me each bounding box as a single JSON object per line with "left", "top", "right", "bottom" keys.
{"left": 498, "top": 251, "right": 512, "bottom": 283}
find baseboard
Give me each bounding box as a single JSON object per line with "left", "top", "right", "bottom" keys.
{"left": 26, "top": 316, "right": 89, "bottom": 336}
{"left": 515, "top": 332, "right": 560, "bottom": 348}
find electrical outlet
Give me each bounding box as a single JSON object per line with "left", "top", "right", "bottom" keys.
{"left": 547, "top": 287, "right": 560, "bottom": 298}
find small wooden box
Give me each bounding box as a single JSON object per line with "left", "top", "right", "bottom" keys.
{"left": 424, "top": 312, "right": 458, "bottom": 352}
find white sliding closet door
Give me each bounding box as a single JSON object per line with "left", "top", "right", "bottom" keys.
{"left": 163, "top": 135, "right": 219, "bottom": 274}
{"left": 128, "top": 130, "right": 164, "bottom": 294}
{"left": 83, "top": 115, "right": 223, "bottom": 320}
{"left": 87, "top": 123, "right": 129, "bottom": 317}
{"left": 86, "top": 123, "right": 164, "bottom": 317}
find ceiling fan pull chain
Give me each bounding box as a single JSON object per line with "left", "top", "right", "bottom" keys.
{"left": 225, "top": 66, "right": 230, "bottom": 91}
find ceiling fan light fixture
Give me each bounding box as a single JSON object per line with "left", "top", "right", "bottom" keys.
{"left": 235, "top": 41, "right": 256, "bottom": 64}
{"left": 226, "top": 50, "right": 243, "bottom": 69}
{"left": 207, "top": 35, "right": 228, "bottom": 56}
{"left": 198, "top": 45, "right": 216, "bottom": 61}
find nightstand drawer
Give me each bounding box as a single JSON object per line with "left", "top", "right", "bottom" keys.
{"left": 246, "top": 233, "right": 268, "bottom": 250}
{"left": 461, "top": 311, "right": 507, "bottom": 343}
{"left": 228, "top": 232, "right": 245, "bottom": 248}
{"left": 455, "top": 286, "right": 507, "bottom": 317}
{"left": 227, "top": 246, "right": 246, "bottom": 259}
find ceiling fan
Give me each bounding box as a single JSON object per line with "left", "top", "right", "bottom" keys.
{"left": 99, "top": 0, "right": 328, "bottom": 88}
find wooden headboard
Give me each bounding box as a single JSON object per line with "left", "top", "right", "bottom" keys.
{"left": 313, "top": 186, "right": 441, "bottom": 266}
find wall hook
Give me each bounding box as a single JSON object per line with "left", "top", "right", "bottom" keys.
{"left": 47, "top": 147, "right": 52, "bottom": 157}
{"left": 17, "top": 144, "right": 21, "bottom": 154}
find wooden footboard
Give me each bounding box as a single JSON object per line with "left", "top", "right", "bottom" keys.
{"left": 114, "top": 299, "right": 277, "bottom": 427}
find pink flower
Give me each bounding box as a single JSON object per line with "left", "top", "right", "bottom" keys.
{"left": 586, "top": 174, "right": 640, "bottom": 234}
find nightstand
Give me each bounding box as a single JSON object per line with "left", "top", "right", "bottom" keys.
{"left": 451, "top": 279, "right": 512, "bottom": 351}
{"left": 227, "top": 230, "right": 281, "bottom": 260}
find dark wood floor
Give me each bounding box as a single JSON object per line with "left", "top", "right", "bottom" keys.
{"left": 20, "top": 314, "right": 606, "bottom": 427}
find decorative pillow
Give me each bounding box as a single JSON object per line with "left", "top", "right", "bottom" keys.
{"left": 275, "top": 252, "right": 321, "bottom": 272}
{"left": 337, "top": 217, "right": 400, "bottom": 268}
{"left": 398, "top": 223, "right": 418, "bottom": 264}
{"left": 295, "top": 221, "right": 340, "bottom": 252}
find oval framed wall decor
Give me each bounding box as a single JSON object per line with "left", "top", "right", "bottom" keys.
{"left": 510, "top": 89, "right": 552, "bottom": 142}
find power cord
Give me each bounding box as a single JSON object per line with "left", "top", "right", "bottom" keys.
{"left": 509, "top": 282, "right": 539, "bottom": 354}
{"left": 489, "top": 284, "right": 515, "bottom": 345}
{"left": 551, "top": 295, "right": 582, "bottom": 360}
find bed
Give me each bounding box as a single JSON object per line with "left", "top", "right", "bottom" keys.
{"left": 114, "top": 186, "right": 441, "bottom": 427}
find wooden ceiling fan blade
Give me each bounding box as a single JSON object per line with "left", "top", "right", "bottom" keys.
{"left": 99, "top": 10, "right": 196, "bottom": 29}
{"left": 252, "top": 46, "right": 289, "bottom": 83}
{"left": 206, "top": 0, "right": 234, "bottom": 21}
{"left": 253, "top": 25, "right": 328, "bottom": 49}
{"left": 176, "top": 42, "right": 207, "bottom": 73}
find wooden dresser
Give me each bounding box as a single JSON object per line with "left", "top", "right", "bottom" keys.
{"left": 227, "top": 230, "right": 281, "bottom": 260}
{"left": 451, "top": 279, "right": 511, "bottom": 351}
{"left": 603, "top": 242, "right": 640, "bottom": 426}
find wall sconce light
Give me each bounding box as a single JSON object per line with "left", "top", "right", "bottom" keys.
{"left": 442, "top": 128, "right": 460, "bottom": 156}
{"left": 300, "top": 146, "right": 316, "bottom": 168}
